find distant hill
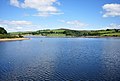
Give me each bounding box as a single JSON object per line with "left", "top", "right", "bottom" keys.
{"left": 0, "top": 27, "right": 7, "bottom": 34}
{"left": 10, "top": 28, "right": 120, "bottom": 37}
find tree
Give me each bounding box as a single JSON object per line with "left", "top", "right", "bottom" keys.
{"left": 114, "top": 29, "right": 119, "bottom": 32}
{"left": 106, "top": 29, "right": 110, "bottom": 31}
{"left": 18, "top": 33, "right": 23, "bottom": 38}
{"left": 0, "top": 27, "right": 7, "bottom": 34}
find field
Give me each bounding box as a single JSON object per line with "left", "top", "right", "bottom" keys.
{"left": 9, "top": 29, "right": 120, "bottom": 37}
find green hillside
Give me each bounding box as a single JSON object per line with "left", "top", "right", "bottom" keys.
{"left": 10, "top": 28, "right": 120, "bottom": 37}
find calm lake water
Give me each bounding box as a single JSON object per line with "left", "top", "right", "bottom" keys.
{"left": 0, "top": 37, "right": 120, "bottom": 81}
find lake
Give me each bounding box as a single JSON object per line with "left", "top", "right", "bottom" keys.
{"left": 0, "top": 37, "right": 120, "bottom": 81}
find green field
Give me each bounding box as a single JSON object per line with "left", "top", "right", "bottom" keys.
{"left": 47, "top": 34, "right": 66, "bottom": 37}
{"left": 101, "top": 33, "right": 120, "bottom": 36}
{"left": 9, "top": 29, "right": 120, "bottom": 37}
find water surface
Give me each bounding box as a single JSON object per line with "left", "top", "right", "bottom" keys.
{"left": 0, "top": 37, "right": 120, "bottom": 81}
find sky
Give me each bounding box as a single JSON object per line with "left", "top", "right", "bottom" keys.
{"left": 0, "top": 0, "right": 120, "bottom": 32}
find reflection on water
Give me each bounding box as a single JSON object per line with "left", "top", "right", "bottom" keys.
{"left": 0, "top": 38, "right": 120, "bottom": 81}
{"left": 101, "top": 40, "right": 120, "bottom": 81}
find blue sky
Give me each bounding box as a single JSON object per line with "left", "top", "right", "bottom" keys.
{"left": 0, "top": 0, "right": 120, "bottom": 32}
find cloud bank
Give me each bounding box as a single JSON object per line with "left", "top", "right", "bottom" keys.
{"left": 59, "top": 20, "right": 88, "bottom": 29}
{"left": 0, "top": 20, "right": 42, "bottom": 32}
{"left": 10, "top": 0, "right": 63, "bottom": 17}
{"left": 106, "top": 23, "right": 120, "bottom": 29}
{"left": 102, "top": 4, "right": 120, "bottom": 17}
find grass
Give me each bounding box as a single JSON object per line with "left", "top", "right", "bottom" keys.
{"left": 47, "top": 34, "right": 66, "bottom": 37}
{"left": 0, "top": 34, "right": 19, "bottom": 39}
{"left": 101, "top": 33, "right": 120, "bottom": 36}
{"left": 98, "top": 31, "right": 115, "bottom": 34}
{"left": 52, "top": 29, "right": 65, "bottom": 33}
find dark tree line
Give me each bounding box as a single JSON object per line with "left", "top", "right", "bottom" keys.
{"left": 0, "top": 27, "right": 7, "bottom": 34}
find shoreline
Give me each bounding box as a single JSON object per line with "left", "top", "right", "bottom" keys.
{"left": 0, "top": 36, "right": 119, "bottom": 42}
{"left": 24, "top": 35, "right": 120, "bottom": 38}
{"left": 0, "top": 38, "right": 30, "bottom": 42}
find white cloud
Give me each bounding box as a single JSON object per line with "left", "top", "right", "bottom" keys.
{"left": 10, "top": 0, "right": 63, "bottom": 17}
{"left": 0, "top": 20, "right": 42, "bottom": 32}
{"left": 34, "top": 12, "right": 64, "bottom": 17}
{"left": 0, "top": 20, "right": 32, "bottom": 26}
{"left": 34, "top": 12, "right": 50, "bottom": 17}
{"left": 10, "top": 20, "right": 32, "bottom": 26}
{"left": 106, "top": 23, "right": 120, "bottom": 29}
{"left": 16, "top": 27, "right": 23, "bottom": 30}
{"left": 60, "top": 20, "right": 88, "bottom": 28}
{"left": 102, "top": 4, "right": 120, "bottom": 17}
{"left": 10, "top": 0, "right": 20, "bottom": 7}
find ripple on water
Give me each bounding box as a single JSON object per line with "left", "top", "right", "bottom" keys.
{"left": 0, "top": 38, "right": 120, "bottom": 81}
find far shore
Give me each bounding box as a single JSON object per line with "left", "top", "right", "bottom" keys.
{"left": 24, "top": 35, "right": 120, "bottom": 38}
{"left": 0, "top": 38, "right": 30, "bottom": 42}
